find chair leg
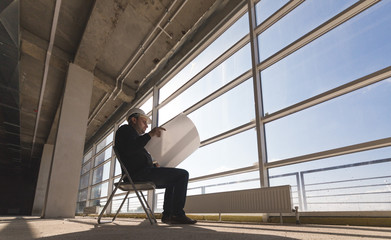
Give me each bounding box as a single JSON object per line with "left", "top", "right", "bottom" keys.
{"left": 151, "top": 190, "right": 157, "bottom": 223}
{"left": 135, "top": 190, "right": 157, "bottom": 224}
{"left": 141, "top": 192, "right": 157, "bottom": 224}
{"left": 140, "top": 190, "right": 157, "bottom": 224}
{"left": 112, "top": 191, "right": 130, "bottom": 222}
{"left": 98, "top": 184, "right": 120, "bottom": 224}
{"left": 98, "top": 174, "right": 127, "bottom": 224}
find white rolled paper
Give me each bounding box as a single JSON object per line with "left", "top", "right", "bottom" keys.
{"left": 145, "top": 114, "right": 200, "bottom": 167}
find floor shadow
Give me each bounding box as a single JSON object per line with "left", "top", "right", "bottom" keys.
{"left": 0, "top": 216, "right": 36, "bottom": 240}
{"left": 38, "top": 218, "right": 298, "bottom": 240}
{"left": 2, "top": 216, "right": 391, "bottom": 240}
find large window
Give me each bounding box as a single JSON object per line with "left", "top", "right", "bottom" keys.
{"left": 78, "top": 0, "right": 391, "bottom": 215}
{"left": 261, "top": 0, "right": 391, "bottom": 212}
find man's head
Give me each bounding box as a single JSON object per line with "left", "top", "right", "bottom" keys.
{"left": 127, "top": 108, "right": 151, "bottom": 134}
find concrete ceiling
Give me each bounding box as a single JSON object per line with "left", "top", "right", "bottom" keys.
{"left": 0, "top": 0, "right": 245, "bottom": 181}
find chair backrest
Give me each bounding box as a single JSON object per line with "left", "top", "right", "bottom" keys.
{"left": 113, "top": 145, "right": 133, "bottom": 183}
{"left": 113, "top": 145, "right": 156, "bottom": 190}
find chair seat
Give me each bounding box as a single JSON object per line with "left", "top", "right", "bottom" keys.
{"left": 115, "top": 182, "right": 156, "bottom": 191}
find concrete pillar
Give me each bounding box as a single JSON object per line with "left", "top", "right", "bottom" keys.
{"left": 42, "top": 63, "right": 93, "bottom": 218}
{"left": 32, "top": 144, "right": 54, "bottom": 216}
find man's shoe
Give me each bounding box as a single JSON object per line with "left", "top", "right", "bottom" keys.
{"left": 161, "top": 214, "right": 171, "bottom": 224}
{"left": 170, "top": 215, "right": 197, "bottom": 224}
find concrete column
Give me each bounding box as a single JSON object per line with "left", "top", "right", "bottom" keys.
{"left": 42, "top": 64, "right": 93, "bottom": 218}
{"left": 32, "top": 144, "right": 54, "bottom": 216}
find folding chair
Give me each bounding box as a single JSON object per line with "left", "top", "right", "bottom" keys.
{"left": 98, "top": 145, "right": 157, "bottom": 224}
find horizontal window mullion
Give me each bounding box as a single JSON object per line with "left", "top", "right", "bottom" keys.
{"left": 200, "top": 121, "right": 255, "bottom": 147}
{"left": 91, "top": 158, "right": 112, "bottom": 171}
{"left": 90, "top": 179, "right": 110, "bottom": 188}
{"left": 189, "top": 165, "right": 258, "bottom": 183}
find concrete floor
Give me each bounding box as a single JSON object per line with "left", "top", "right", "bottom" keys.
{"left": 1, "top": 216, "right": 391, "bottom": 240}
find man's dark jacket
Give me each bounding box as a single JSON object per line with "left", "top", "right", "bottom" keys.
{"left": 115, "top": 124, "right": 154, "bottom": 177}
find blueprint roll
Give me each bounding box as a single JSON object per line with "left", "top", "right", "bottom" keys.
{"left": 145, "top": 114, "right": 200, "bottom": 167}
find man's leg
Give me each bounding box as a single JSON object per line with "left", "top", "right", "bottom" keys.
{"left": 133, "top": 168, "right": 188, "bottom": 213}
{"left": 133, "top": 167, "right": 196, "bottom": 224}
{"left": 162, "top": 186, "right": 174, "bottom": 218}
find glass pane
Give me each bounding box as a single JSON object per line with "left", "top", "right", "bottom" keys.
{"left": 96, "top": 132, "right": 114, "bottom": 153}
{"left": 188, "top": 171, "right": 260, "bottom": 196}
{"left": 81, "top": 161, "right": 91, "bottom": 175}
{"left": 83, "top": 150, "right": 92, "bottom": 164}
{"left": 119, "top": 119, "right": 127, "bottom": 127}
{"left": 159, "top": 44, "right": 252, "bottom": 125}
{"left": 76, "top": 201, "right": 86, "bottom": 213}
{"left": 92, "top": 162, "right": 111, "bottom": 185}
{"left": 269, "top": 147, "right": 391, "bottom": 211}
{"left": 94, "top": 146, "right": 112, "bottom": 167}
{"left": 258, "top": 0, "right": 357, "bottom": 62}
{"left": 155, "top": 189, "right": 165, "bottom": 213}
{"left": 159, "top": 13, "right": 249, "bottom": 103}
{"left": 91, "top": 199, "right": 106, "bottom": 207}
{"left": 114, "top": 158, "right": 122, "bottom": 177}
{"left": 90, "top": 182, "right": 108, "bottom": 199}
{"left": 78, "top": 189, "right": 87, "bottom": 202}
{"left": 112, "top": 193, "right": 146, "bottom": 213}
{"left": 177, "top": 128, "right": 258, "bottom": 178}
{"left": 79, "top": 173, "right": 89, "bottom": 190}
{"left": 261, "top": 1, "right": 391, "bottom": 114}
{"left": 255, "top": 0, "right": 289, "bottom": 26}
{"left": 139, "top": 96, "right": 153, "bottom": 115}
{"left": 265, "top": 79, "right": 391, "bottom": 162}
{"left": 188, "top": 79, "right": 255, "bottom": 141}
{"left": 113, "top": 176, "right": 127, "bottom": 195}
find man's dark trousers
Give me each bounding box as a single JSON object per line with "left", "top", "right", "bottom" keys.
{"left": 132, "top": 167, "right": 189, "bottom": 216}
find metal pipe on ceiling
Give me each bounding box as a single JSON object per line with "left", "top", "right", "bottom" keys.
{"left": 87, "top": 0, "right": 184, "bottom": 126}
{"left": 114, "top": 0, "right": 188, "bottom": 99}
{"left": 87, "top": 92, "right": 109, "bottom": 125}
{"left": 30, "top": 0, "right": 62, "bottom": 159}
{"left": 113, "top": 0, "right": 183, "bottom": 99}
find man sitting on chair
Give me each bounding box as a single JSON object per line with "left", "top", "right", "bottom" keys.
{"left": 115, "top": 108, "right": 197, "bottom": 224}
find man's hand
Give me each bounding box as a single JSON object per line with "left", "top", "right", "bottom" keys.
{"left": 149, "top": 127, "right": 166, "bottom": 137}
{"left": 154, "top": 162, "right": 161, "bottom": 168}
